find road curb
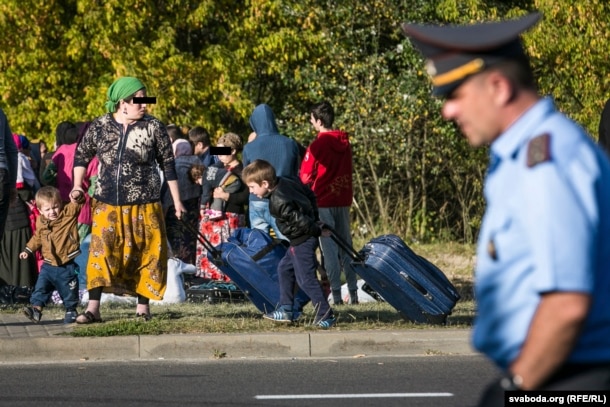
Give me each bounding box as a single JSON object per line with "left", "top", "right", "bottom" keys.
{"left": 0, "top": 329, "right": 475, "bottom": 363}
{"left": 309, "top": 329, "right": 474, "bottom": 357}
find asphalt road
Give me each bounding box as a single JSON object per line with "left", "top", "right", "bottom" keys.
{"left": 0, "top": 355, "right": 499, "bottom": 407}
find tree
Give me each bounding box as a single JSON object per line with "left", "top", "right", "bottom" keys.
{"left": 434, "top": 0, "right": 610, "bottom": 136}
{"left": 0, "top": 0, "right": 318, "bottom": 140}
{"left": 280, "top": 0, "right": 488, "bottom": 242}
{"left": 1, "top": 0, "right": 606, "bottom": 243}
{"left": 529, "top": 0, "right": 610, "bottom": 135}
{"left": 0, "top": 0, "right": 84, "bottom": 139}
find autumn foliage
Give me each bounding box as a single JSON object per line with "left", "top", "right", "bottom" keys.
{"left": 1, "top": 0, "right": 608, "bottom": 243}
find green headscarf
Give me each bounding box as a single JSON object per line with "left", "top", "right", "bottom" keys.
{"left": 104, "top": 77, "right": 146, "bottom": 113}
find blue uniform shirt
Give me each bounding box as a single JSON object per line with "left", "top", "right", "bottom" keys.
{"left": 473, "top": 98, "right": 610, "bottom": 369}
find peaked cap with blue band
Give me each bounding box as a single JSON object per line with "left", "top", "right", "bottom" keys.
{"left": 401, "top": 12, "right": 541, "bottom": 96}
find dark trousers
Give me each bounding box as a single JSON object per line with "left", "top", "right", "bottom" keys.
{"left": 277, "top": 237, "right": 331, "bottom": 320}
{"left": 478, "top": 363, "right": 610, "bottom": 407}
{"left": 0, "top": 168, "right": 10, "bottom": 242}
{"left": 30, "top": 261, "right": 79, "bottom": 311}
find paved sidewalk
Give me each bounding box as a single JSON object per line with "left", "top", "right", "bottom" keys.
{"left": 0, "top": 311, "right": 73, "bottom": 339}
{"left": 0, "top": 312, "right": 476, "bottom": 364}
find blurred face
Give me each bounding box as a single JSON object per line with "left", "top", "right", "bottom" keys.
{"left": 216, "top": 144, "right": 235, "bottom": 166}
{"left": 247, "top": 181, "right": 270, "bottom": 198}
{"left": 121, "top": 89, "right": 147, "bottom": 122}
{"left": 440, "top": 73, "right": 503, "bottom": 147}
{"left": 39, "top": 200, "right": 62, "bottom": 221}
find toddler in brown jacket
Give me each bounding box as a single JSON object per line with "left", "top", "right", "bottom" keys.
{"left": 20, "top": 186, "right": 84, "bottom": 324}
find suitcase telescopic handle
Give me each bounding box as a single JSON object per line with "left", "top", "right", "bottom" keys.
{"left": 180, "top": 219, "right": 223, "bottom": 263}
{"left": 321, "top": 224, "right": 365, "bottom": 262}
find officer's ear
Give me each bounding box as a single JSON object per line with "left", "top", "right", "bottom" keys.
{"left": 486, "top": 70, "right": 515, "bottom": 107}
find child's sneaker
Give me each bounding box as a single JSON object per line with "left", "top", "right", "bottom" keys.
{"left": 263, "top": 308, "right": 293, "bottom": 323}
{"left": 23, "top": 306, "right": 42, "bottom": 323}
{"left": 64, "top": 310, "right": 77, "bottom": 324}
{"left": 314, "top": 315, "right": 336, "bottom": 329}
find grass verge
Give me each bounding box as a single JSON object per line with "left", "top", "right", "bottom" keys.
{"left": 1, "top": 242, "right": 476, "bottom": 337}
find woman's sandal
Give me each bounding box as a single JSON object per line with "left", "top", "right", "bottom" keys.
{"left": 75, "top": 311, "right": 103, "bottom": 324}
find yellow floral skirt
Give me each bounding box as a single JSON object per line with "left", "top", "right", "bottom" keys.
{"left": 87, "top": 199, "right": 167, "bottom": 300}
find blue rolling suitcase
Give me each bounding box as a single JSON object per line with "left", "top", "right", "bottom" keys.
{"left": 198, "top": 227, "right": 309, "bottom": 314}
{"left": 329, "top": 229, "right": 460, "bottom": 324}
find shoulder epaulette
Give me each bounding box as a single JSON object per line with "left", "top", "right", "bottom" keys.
{"left": 526, "top": 133, "right": 551, "bottom": 168}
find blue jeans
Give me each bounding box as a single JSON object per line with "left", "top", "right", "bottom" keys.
{"left": 75, "top": 234, "right": 91, "bottom": 288}
{"left": 277, "top": 237, "right": 331, "bottom": 320}
{"left": 249, "top": 198, "right": 288, "bottom": 241}
{"left": 318, "top": 207, "right": 358, "bottom": 293}
{"left": 30, "top": 261, "right": 79, "bottom": 311}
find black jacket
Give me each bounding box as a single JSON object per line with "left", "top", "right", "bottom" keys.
{"left": 268, "top": 177, "right": 321, "bottom": 245}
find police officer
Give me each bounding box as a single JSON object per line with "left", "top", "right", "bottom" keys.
{"left": 402, "top": 12, "right": 610, "bottom": 406}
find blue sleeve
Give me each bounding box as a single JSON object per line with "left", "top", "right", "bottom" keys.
{"left": 522, "top": 143, "right": 596, "bottom": 294}
{"left": 199, "top": 168, "right": 214, "bottom": 208}
{"left": 242, "top": 147, "right": 250, "bottom": 167}
{"left": 292, "top": 140, "right": 301, "bottom": 176}
{"left": 200, "top": 183, "right": 212, "bottom": 208}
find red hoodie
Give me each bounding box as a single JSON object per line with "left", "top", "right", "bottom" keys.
{"left": 300, "top": 130, "right": 353, "bottom": 207}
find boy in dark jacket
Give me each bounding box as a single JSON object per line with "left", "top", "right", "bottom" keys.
{"left": 20, "top": 186, "right": 85, "bottom": 324}
{"left": 242, "top": 159, "right": 335, "bottom": 328}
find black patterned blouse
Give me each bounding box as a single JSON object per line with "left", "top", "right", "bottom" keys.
{"left": 74, "top": 114, "right": 177, "bottom": 205}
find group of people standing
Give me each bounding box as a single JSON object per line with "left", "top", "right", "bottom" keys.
{"left": 3, "top": 7, "right": 610, "bottom": 400}
{"left": 0, "top": 118, "right": 96, "bottom": 305}
{"left": 0, "top": 75, "right": 359, "bottom": 329}
{"left": 171, "top": 98, "right": 361, "bottom": 328}
{"left": 240, "top": 101, "right": 359, "bottom": 328}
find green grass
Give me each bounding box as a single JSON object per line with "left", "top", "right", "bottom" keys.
{"left": 65, "top": 299, "right": 475, "bottom": 337}
{"left": 1, "top": 242, "right": 477, "bottom": 337}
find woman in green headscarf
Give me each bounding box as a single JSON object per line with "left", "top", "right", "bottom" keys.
{"left": 71, "top": 76, "right": 186, "bottom": 323}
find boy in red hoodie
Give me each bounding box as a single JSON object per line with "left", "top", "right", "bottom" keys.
{"left": 300, "top": 101, "right": 358, "bottom": 305}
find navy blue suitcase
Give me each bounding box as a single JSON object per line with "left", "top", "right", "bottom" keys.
{"left": 203, "top": 228, "right": 309, "bottom": 314}
{"left": 329, "top": 230, "right": 460, "bottom": 324}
